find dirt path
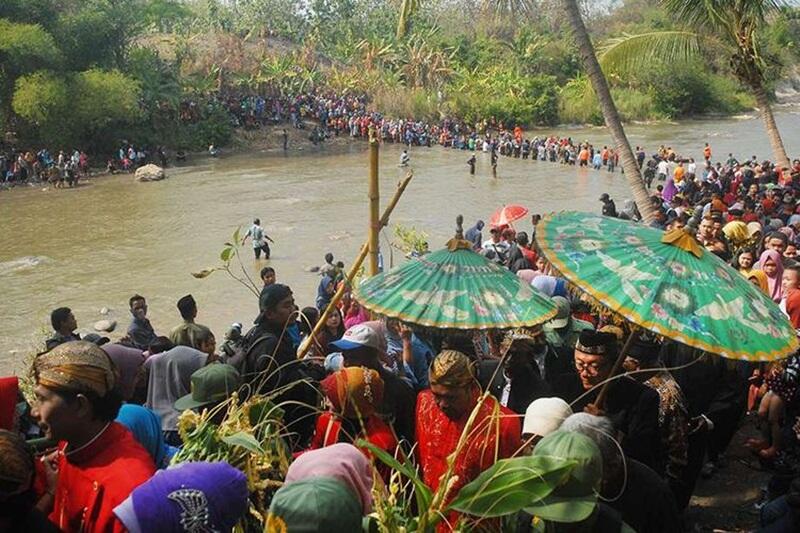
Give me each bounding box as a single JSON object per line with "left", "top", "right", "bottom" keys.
{"left": 686, "top": 417, "right": 770, "bottom": 532}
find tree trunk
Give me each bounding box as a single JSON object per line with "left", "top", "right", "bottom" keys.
{"left": 562, "top": 0, "right": 657, "bottom": 225}
{"left": 752, "top": 82, "right": 791, "bottom": 172}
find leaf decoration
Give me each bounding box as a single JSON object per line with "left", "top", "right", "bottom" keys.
{"left": 222, "top": 431, "right": 265, "bottom": 454}
{"left": 448, "top": 455, "right": 576, "bottom": 517}
{"left": 357, "top": 439, "right": 432, "bottom": 512}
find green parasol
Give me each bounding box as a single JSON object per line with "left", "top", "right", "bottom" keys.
{"left": 536, "top": 211, "right": 797, "bottom": 362}
{"left": 354, "top": 227, "right": 558, "bottom": 330}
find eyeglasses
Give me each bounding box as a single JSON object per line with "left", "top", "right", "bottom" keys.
{"left": 574, "top": 361, "right": 604, "bottom": 374}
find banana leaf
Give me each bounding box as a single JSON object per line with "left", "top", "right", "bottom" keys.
{"left": 448, "top": 455, "right": 577, "bottom": 517}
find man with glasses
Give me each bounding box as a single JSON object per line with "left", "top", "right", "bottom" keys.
{"left": 566, "top": 330, "right": 663, "bottom": 475}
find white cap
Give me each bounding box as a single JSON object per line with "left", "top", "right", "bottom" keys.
{"left": 329, "top": 323, "right": 383, "bottom": 352}
{"left": 522, "top": 397, "right": 573, "bottom": 437}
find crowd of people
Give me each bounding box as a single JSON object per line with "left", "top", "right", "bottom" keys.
{"left": 5, "top": 92, "right": 800, "bottom": 530}
{"left": 2, "top": 139, "right": 800, "bottom": 531}
{"left": 0, "top": 148, "right": 89, "bottom": 187}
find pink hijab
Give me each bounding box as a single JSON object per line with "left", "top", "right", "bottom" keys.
{"left": 286, "top": 443, "right": 374, "bottom": 513}
{"left": 758, "top": 249, "right": 784, "bottom": 302}
{"left": 344, "top": 301, "right": 370, "bottom": 328}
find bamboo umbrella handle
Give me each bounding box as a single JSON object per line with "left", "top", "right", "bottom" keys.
{"left": 593, "top": 326, "right": 638, "bottom": 409}
{"left": 297, "top": 172, "right": 413, "bottom": 359}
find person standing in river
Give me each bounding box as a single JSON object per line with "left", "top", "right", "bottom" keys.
{"left": 468, "top": 153, "right": 476, "bottom": 175}
{"left": 242, "top": 218, "right": 274, "bottom": 260}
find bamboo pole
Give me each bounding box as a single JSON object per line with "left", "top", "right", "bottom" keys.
{"left": 297, "top": 172, "right": 413, "bottom": 358}
{"left": 368, "top": 134, "right": 380, "bottom": 276}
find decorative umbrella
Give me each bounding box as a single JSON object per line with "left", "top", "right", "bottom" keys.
{"left": 489, "top": 204, "right": 528, "bottom": 228}
{"left": 536, "top": 211, "right": 797, "bottom": 361}
{"left": 354, "top": 221, "right": 557, "bottom": 330}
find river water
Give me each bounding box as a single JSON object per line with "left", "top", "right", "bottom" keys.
{"left": 2, "top": 110, "right": 800, "bottom": 372}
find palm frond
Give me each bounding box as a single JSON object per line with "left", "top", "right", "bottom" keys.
{"left": 660, "top": 0, "right": 783, "bottom": 32}
{"left": 598, "top": 31, "right": 700, "bottom": 75}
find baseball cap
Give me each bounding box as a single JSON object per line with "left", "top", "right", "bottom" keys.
{"left": 528, "top": 430, "right": 602, "bottom": 523}
{"left": 522, "top": 398, "right": 573, "bottom": 437}
{"left": 329, "top": 323, "right": 382, "bottom": 352}
{"left": 546, "top": 296, "right": 571, "bottom": 329}
{"left": 174, "top": 363, "right": 241, "bottom": 411}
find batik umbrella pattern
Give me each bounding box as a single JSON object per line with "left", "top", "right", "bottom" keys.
{"left": 354, "top": 242, "right": 557, "bottom": 330}
{"left": 489, "top": 204, "right": 528, "bottom": 227}
{"left": 536, "top": 211, "right": 797, "bottom": 361}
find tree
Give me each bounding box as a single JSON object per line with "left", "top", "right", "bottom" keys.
{"left": 12, "top": 71, "right": 68, "bottom": 125}
{"left": 0, "top": 18, "right": 61, "bottom": 128}
{"left": 71, "top": 69, "right": 141, "bottom": 130}
{"left": 599, "top": 0, "right": 791, "bottom": 170}
{"left": 562, "top": 0, "right": 657, "bottom": 224}
{"left": 665, "top": 0, "right": 790, "bottom": 171}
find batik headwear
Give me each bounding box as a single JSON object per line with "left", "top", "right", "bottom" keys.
{"left": 429, "top": 350, "right": 476, "bottom": 388}
{"left": 0, "top": 429, "right": 34, "bottom": 499}
{"left": 626, "top": 332, "right": 662, "bottom": 365}
{"left": 597, "top": 325, "right": 624, "bottom": 341}
{"left": 285, "top": 443, "right": 374, "bottom": 513}
{"left": 35, "top": 341, "right": 116, "bottom": 397}
{"left": 113, "top": 461, "right": 248, "bottom": 533}
{"left": 500, "top": 327, "right": 543, "bottom": 356}
{"left": 575, "top": 330, "right": 617, "bottom": 358}
{"left": 321, "top": 367, "right": 384, "bottom": 419}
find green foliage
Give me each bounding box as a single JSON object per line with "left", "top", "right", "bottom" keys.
{"left": 392, "top": 224, "right": 430, "bottom": 256}
{"left": 450, "top": 70, "right": 560, "bottom": 126}
{"left": 72, "top": 69, "right": 141, "bottom": 130}
{"left": 449, "top": 455, "right": 576, "bottom": 517}
{"left": 0, "top": 18, "right": 60, "bottom": 66}
{"left": 12, "top": 71, "right": 68, "bottom": 124}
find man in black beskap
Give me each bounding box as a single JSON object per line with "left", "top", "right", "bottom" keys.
{"left": 241, "top": 283, "right": 320, "bottom": 448}
{"left": 557, "top": 330, "right": 663, "bottom": 474}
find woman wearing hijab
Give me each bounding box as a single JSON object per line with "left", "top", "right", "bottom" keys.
{"left": 532, "top": 275, "right": 567, "bottom": 298}
{"left": 285, "top": 443, "right": 374, "bottom": 513}
{"left": 344, "top": 299, "right": 370, "bottom": 328}
{"left": 464, "top": 220, "right": 485, "bottom": 251}
{"left": 101, "top": 344, "right": 145, "bottom": 403}
{"left": 316, "top": 275, "right": 336, "bottom": 313}
{"left": 758, "top": 249, "right": 785, "bottom": 302}
{"left": 722, "top": 221, "right": 749, "bottom": 255}
{"left": 748, "top": 270, "right": 770, "bottom": 295}
{"left": 663, "top": 176, "right": 677, "bottom": 204}
{"left": 310, "top": 367, "right": 397, "bottom": 460}
{"left": 116, "top": 404, "right": 175, "bottom": 469}
{"left": 113, "top": 461, "right": 248, "bottom": 533}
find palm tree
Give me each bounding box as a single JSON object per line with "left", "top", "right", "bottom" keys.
{"left": 562, "top": 0, "right": 658, "bottom": 224}
{"left": 599, "top": 0, "right": 791, "bottom": 171}
{"left": 397, "top": 0, "right": 420, "bottom": 40}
